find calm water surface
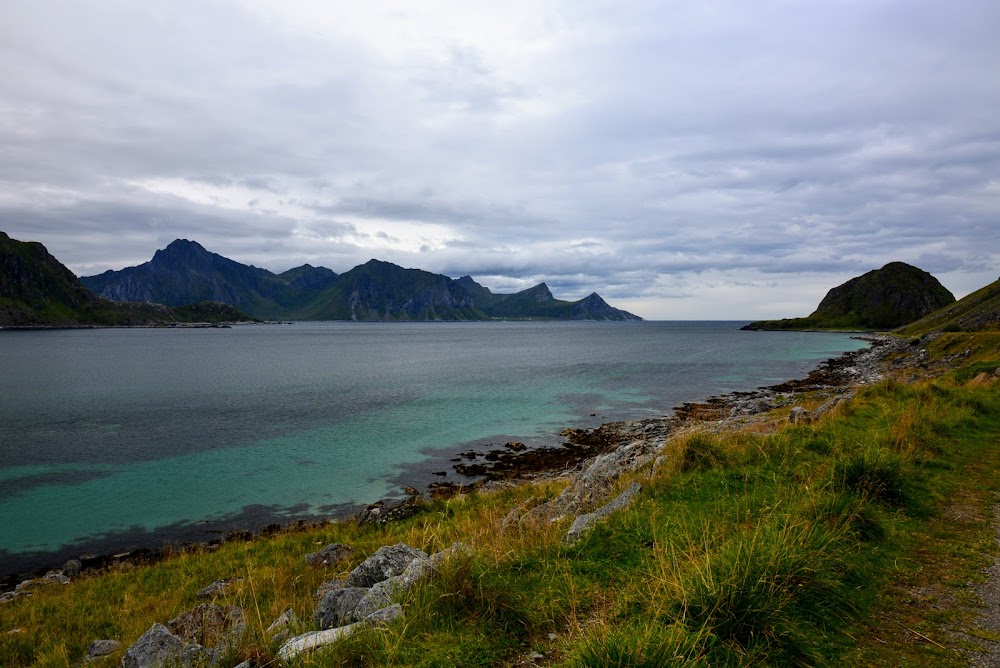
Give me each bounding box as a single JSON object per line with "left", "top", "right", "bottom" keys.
{"left": 0, "top": 321, "right": 866, "bottom": 575}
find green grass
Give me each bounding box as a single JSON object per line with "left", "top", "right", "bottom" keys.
{"left": 3, "top": 339, "right": 1000, "bottom": 666}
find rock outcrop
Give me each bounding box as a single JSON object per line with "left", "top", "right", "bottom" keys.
{"left": 743, "top": 262, "right": 955, "bottom": 331}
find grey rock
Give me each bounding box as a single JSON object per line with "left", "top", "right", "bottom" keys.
{"left": 277, "top": 622, "right": 364, "bottom": 661}
{"left": 563, "top": 482, "right": 642, "bottom": 545}
{"left": 167, "top": 603, "right": 245, "bottom": 658}
{"left": 64, "top": 559, "right": 82, "bottom": 577}
{"left": 84, "top": 639, "right": 121, "bottom": 661}
{"left": 314, "top": 586, "right": 368, "bottom": 629}
{"left": 304, "top": 543, "right": 353, "bottom": 567}
{"left": 315, "top": 578, "right": 347, "bottom": 601}
{"left": 346, "top": 543, "right": 428, "bottom": 588}
{"left": 265, "top": 608, "right": 298, "bottom": 637}
{"left": 0, "top": 591, "right": 21, "bottom": 603}
{"left": 196, "top": 578, "right": 242, "bottom": 598}
{"left": 365, "top": 603, "right": 404, "bottom": 625}
{"left": 121, "top": 624, "right": 189, "bottom": 668}
{"left": 353, "top": 577, "right": 400, "bottom": 619}
{"left": 43, "top": 570, "right": 71, "bottom": 585}
{"left": 789, "top": 406, "right": 811, "bottom": 424}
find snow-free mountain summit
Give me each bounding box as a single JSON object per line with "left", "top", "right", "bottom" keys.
{"left": 81, "top": 239, "right": 642, "bottom": 321}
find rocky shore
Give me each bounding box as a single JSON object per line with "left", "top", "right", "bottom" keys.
{"left": 1, "top": 333, "right": 909, "bottom": 596}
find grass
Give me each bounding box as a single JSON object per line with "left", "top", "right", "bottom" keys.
{"left": 3, "top": 335, "right": 1000, "bottom": 666}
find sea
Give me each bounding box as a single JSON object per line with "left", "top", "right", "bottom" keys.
{"left": 0, "top": 321, "right": 867, "bottom": 577}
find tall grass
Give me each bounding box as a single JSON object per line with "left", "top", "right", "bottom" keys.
{"left": 4, "top": 353, "right": 1000, "bottom": 667}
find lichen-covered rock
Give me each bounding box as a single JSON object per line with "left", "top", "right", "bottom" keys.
{"left": 365, "top": 603, "right": 404, "bottom": 625}
{"left": 167, "top": 603, "right": 245, "bottom": 657}
{"left": 314, "top": 586, "right": 369, "bottom": 629}
{"left": 346, "top": 543, "right": 427, "bottom": 588}
{"left": 277, "top": 622, "right": 365, "bottom": 661}
{"left": 63, "top": 559, "right": 82, "bottom": 577}
{"left": 563, "top": 482, "right": 642, "bottom": 545}
{"left": 196, "top": 578, "right": 242, "bottom": 598}
{"left": 304, "top": 543, "right": 353, "bottom": 567}
{"left": 121, "top": 624, "right": 193, "bottom": 668}
{"left": 83, "top": 639, "right": 120, "bottom": 661}
{"left": 789, "top": 406, "right": 811, "bottom": 424}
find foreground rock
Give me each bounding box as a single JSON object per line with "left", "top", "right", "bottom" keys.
{"left": 346, "top": 543, "right": 428, "bottom": 588}
{"left": 122, "top": 605, "right": 244, "bottom": 667}
{"left": 563, "top": 482, "right": 643, "bottom": 545}
{"left": 279, "top": 542, "right": 468, "bottom": 661}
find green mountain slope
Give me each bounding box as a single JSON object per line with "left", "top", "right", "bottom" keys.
{"left": 896, "top": 276, "right": 1000, "bottom": 336}
{"left": 0, "top": 232, "right": 254, "bottom": 327}
{"left": 744, "top": 262, "right": 955, "bottom": 331}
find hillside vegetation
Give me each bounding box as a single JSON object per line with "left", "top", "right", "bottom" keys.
{"left": 0, "top": 232, "right": 256, "bottom": 327}
{"left": 744, "top": 262, "right": 955, "bottom": 331}
{"left": 3, "top": 326, "right": 1000, "bottom": 666}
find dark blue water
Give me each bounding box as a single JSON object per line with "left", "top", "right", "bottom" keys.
{"left": 0, "top": 321, "right": 866, "bottom": 573}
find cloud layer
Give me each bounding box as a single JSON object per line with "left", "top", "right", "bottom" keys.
{"left": 2, "top": 0, "right": 998, "bottom": 318}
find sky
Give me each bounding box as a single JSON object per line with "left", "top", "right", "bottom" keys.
{"left": 1, "top": 1, "right": 998, "bottom": 319}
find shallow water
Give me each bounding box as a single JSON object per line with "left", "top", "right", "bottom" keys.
{"left": 0, "top": 321, "right": 865, "bottom": 574}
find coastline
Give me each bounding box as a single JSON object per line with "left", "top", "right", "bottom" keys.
{"left": 0, "top": 332, "right": 902, "bottom": 593}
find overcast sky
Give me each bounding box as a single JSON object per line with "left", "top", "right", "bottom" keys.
{"left": 2, "top": 1, "right": 998, "bottom": 319}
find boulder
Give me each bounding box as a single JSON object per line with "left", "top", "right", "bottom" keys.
{"left": 314, "top": 587, "right": 368, "bottom": 629}
{"left": 304, "top": 543, "right": 353, "bottom": 568}
{"left": 278, "top": 605, "right": 407, "bottom": 661}
{"left": 789, "top": 406, "right": 811, "bottom": 424}
{"left": 83, "top": 639, "right": 121, "bottom": 661}
{"left": 315, "top": 578, "right": 347, "bottom": 601}
{"left": 63, "top": 559, "right": 82, "bottom": 578}
{"left": 266, "top": 608, "right": 299, "bottom": 645}
{"left": 277, "top": 622, "right": 364, "bottom": 661}
{"left": 195, "top": 578, "right": 242, "bottom": 598}
{"left": 121, "top": 624, "right": 204, "bottom": 668}
{"left": 346, "top": 543, "right": 427, "bottom": 588}
{"left": 167, "top": 603, "right": 245, "bottom": 657}
{"left": 563, "top": 482, "right": 642, "bottom": 545}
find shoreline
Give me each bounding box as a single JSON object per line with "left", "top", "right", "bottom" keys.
{"left": 0, "top": 333, "right": 900, "bottom": 593}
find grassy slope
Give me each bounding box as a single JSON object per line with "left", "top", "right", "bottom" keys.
{"left": 3, "top": 334, "right": 1000, "bottom": 667}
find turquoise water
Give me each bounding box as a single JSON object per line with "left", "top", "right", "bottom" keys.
{"left": 0, "top": 321, "right": 866, "bottom": 573}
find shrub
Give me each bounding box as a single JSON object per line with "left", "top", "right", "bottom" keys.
{"left": 832, "top": 450, "right": 910, "bottom": 508}
{"left": 681, "top": 434, "right": 727, "bottom": 472}
{"left": 669, "top": 519, "right": 856, "bottom": 666}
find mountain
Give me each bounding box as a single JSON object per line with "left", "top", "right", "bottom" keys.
{"left": 294, "top": 259, "right": 488, "bottom": 321}
{"left": 743, "top": 262, "right": 956, "bottom": 331}
{"left": 81, "top": 239, "right": 337, "bottom": 320}
{"left": 84, "top": 240, "right": 642, "bottom": 321}
{"left": 896, "top": 275, "right": 1000, "bottom": 336}
{"left": 0, "top": 232, "right": 254, "bottom": 327}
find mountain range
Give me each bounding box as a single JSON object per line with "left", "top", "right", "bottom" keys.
{"left": 81, "top": 239, "right": 642, "bottom": 322}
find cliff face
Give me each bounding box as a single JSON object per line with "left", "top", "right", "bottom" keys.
{"left": 743, "top": 262, "right": 956, "bottom": 331}
{"left": 0, "top": 231, "right": 102, "bottom": 326}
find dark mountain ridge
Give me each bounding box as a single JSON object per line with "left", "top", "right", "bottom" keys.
{"left": 82, "top": 239, "right": 338, "bottom": 320}
{"left": 743, "top": 261, "right": 956, "bottom": 331}
{"left": 83, "top": 240, "right": 642, "bottom": 321}
{"left": 0, "top": 232, "right": 253, "bottom": 327}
